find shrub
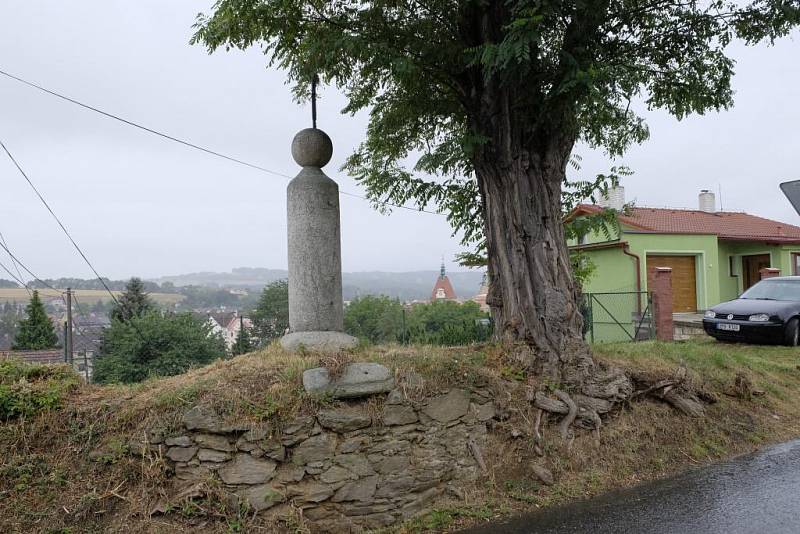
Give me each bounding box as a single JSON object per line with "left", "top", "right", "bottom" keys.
{"left": 93, "top": 311, "right": 226, "bottom": 384}
{"left": 0, "top": 360, "right": 79, "bottom": 420}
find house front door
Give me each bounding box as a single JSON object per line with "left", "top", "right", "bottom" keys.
{"left": 742, "top": 254, "right": 771, "bottom": 290}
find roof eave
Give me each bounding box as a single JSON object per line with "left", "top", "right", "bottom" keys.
{"left": 569, "top": 240, "right": 627, "bottom": 252}
{"left": 718, "top": 236, "right": 800, "bottom": 245}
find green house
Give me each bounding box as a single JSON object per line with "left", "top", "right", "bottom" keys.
{"left": 568, "top": 189, "right": 800, "bottom": 315}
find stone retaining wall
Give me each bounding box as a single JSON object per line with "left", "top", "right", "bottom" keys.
{"left": 152, "top": 387, "right": 495, "bottom": 531}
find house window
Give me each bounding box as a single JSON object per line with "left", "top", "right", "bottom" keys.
{"left": 729, "top": 256, "right": 738, "bottom": 277}
{"left": 793, "top": 253, "right": 800, "bottom": 275}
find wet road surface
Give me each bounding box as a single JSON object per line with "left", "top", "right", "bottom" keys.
{"left": 463, "top": 439, "right": 800, "bottom": 534}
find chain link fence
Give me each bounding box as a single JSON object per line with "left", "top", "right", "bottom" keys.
{"left": 581, "top": 291, "right": 654, "bottom": 343}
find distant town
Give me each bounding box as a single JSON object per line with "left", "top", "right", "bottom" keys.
{"left": 0, "top": 264, "right": 489, "bottom": 376}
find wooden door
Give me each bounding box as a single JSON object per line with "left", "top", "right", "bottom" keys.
{"left": 646, "top": 255, "right": 697, "bottom": 313}
{"left": 742, "top": 254, "right": 771, "bottom": 290}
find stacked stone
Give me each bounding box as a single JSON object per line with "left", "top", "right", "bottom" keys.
{"left": 157, "top": 388, "right": 496, "bottom": 530}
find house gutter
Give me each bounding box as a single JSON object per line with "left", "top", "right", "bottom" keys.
{"left": 622, "top": 243, "right": 643, "bottom": 314}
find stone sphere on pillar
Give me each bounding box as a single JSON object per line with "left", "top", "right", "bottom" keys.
{"left": 291, "top": 128, "right": 333, "bottom": 168}
{"left": 281, "top": 125, "right": 358, "bottom": 353}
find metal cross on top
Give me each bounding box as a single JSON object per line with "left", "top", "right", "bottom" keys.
{"left": 311, "top": 73, "right": 319, "bottom": 129}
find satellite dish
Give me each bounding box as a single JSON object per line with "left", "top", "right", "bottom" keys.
{"left": 780, "top": 180, "right": 800, "bottom": 216}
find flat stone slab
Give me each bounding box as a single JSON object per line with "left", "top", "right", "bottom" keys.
{"left": 303, "top": 362, "right": 394, "bottom": 398}
{"left": 166, "top": 446, "right": 197, "bottom": 463}
{"left": 281, "top": 331, "right": 358, "bottom": 353}
{"left": 383, "top": 404, "right": 418, "bottom": 426}
{"left": 240, "top": 484, "right": 285, "bottom": 511}
{"left": 422, "top": 389, "right": 470, "bottom": 423}
{"left": 218, "top": 454, "right": 277, "bottom": 485}
{"left": 317, "top": 409, "right": 372, "bottom": 432}
{"left": 292, "top": 433, "right": 337, "bottom": 465}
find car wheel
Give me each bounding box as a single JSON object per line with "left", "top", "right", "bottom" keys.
{"left": 784, "top": 318, "right": 800, "bottom": 347}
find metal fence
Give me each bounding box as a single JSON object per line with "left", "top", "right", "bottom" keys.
{"left": 582, "top": 291, "right": 654, "bottom": 343}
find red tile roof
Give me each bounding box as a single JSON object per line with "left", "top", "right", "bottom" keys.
{"left": 1, "top": 350, "right": 64, "bottom": 365}
{"left": 571, "top": 204, "right": 800, "bottom": 244}
{"left": 430, "top": 275, "right": 457, "bottom": 301}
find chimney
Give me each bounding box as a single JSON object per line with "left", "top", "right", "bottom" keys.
{"left": 597, "top": 185, "right": 625, "bottom": 210}
{"left": 698, "top": 190, "right": 716, "bottom": 213}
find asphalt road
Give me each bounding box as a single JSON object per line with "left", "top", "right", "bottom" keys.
{"left": 463, "top": 439, "right": 800, "bottom": 534}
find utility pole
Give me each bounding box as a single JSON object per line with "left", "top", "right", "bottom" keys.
{"left": 65, "top": 288, "right": 73, "bottom": 365}
{"left": 63, "top": 322, "right": 68, "bottom": 362}
{"left": 82, "top": 350, "right": 89, "bottom": 382}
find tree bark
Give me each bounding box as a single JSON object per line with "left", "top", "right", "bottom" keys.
{"left": 472, "top": 122, "right": 593, "bottom": 382}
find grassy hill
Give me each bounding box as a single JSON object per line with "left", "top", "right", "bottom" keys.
{"left": 2, "top": 340, "right": 799, "bottom": 532}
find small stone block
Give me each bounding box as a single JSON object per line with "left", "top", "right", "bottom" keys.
{"left": 423, "top": 389, "right": 470, "bottom": 423}
{"left": 166, "top": 446, "right": 197, "bottom": 463}
{"left": 383, "top": 404, "right": 418, "bottom": 426}
{"left": 197, "top": 448, "right": 230, "bottom": 463}
{"left": 165, "top": 436, "right": 193, "bottom": 447}
{"left": 218, "top": 454, "right": 277, "bottom": 485}
{"left": 317, "top": 409, "right": 372, "bottom": 432}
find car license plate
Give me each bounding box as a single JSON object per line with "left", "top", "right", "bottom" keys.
{"left": 717, "top": 323, "right": 740, "bottom": 332}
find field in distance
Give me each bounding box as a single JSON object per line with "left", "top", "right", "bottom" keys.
{"left": 0, "top": 288, "right": 184, "bottom": 306}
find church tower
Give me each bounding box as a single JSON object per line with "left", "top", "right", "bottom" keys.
{"left": 430, "top": 259, "right": 457, "bottom": 302}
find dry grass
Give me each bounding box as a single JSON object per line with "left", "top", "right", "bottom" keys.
{"left": 2, "top": 340, "right": 800, "bottom": 533}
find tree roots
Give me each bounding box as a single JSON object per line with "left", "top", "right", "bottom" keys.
{"left": 528, "top": 364, "right": 714, "bottom": 445}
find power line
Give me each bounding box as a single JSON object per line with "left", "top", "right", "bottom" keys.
{"left": 0, "top": 258, "right": 27, "bottom": 288}
{"left": 0, "top": 238, "right": 63, "bottom": 293}
{"left": 0, "top": 68, "right": 439, "bottom": 215}
{"left": 0, "top": 230, "right": 31, "bottom": 297}
{"left": 0, "top": 139, "right": 120, "bottom": 307}
{"left": 0, "top": 68, "right": 287, "bottom": 179}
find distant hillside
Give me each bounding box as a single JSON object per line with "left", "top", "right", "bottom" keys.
{"left": 152, "top": 267, "right": 485, "bottom": 301}
{"left": 153, "top": 268, "right": 288, "bottom": 289}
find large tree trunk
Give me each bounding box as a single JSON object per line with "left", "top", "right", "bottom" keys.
{"left": 471, "top": 105, "right": 594, "bottom": 384}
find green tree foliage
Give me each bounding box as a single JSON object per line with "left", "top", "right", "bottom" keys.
{"left": 344, "top": 295, "right": 404, "bottom": 344}
{"left": 252, "top": 280, "right": 289, "bottom": 343}
{"left": 12, "top": 291, "right": 59, "bottom": 350}
{"left": 180, "top": 286, "right": 242, "bottom": 309}
{"left": 110, "top": 278, "right": 155, "bottom": 323}
{"left": 570, "top": 251, "right": 597, "bottom": 290}
{"left": 93, "top": 311, "right": 226, "bottom": 384}
{"left": 0, "top": 279, "right": 20, "bottom": 288}
{"left": 0, "top": 302, "right": 23, "bottom": 350}
{"left": 406, "top": 301, "right": 491, "bottom": 346}
{"left": 192, "top": 1, "right": 799, "bottom": 360}
{"left": 344, "top": 296, "right": 491, "bottom": 346}
{"left": 231, "top": 320, "right": 254, "bottom": 355}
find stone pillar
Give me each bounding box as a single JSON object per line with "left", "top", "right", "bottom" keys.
{"left": 280, "top": 128, "right": 358, "bottom": 352}
{"left": 760, "top": 267, "right": 781, "bottom": 280}
{"left": 651, "top": 267, "right": 674, "bottom": 342}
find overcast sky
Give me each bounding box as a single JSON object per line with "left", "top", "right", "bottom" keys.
{"left": 1, "top": 1, "right": 799, "bottom": 280}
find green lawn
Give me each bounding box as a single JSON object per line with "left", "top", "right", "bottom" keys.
{"left": 594, "top": 339, "right": 800, "bottom": 391}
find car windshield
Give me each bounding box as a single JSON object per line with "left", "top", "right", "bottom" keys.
{"left": 740, "top": 279, "right": 800, "bottom": 301}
